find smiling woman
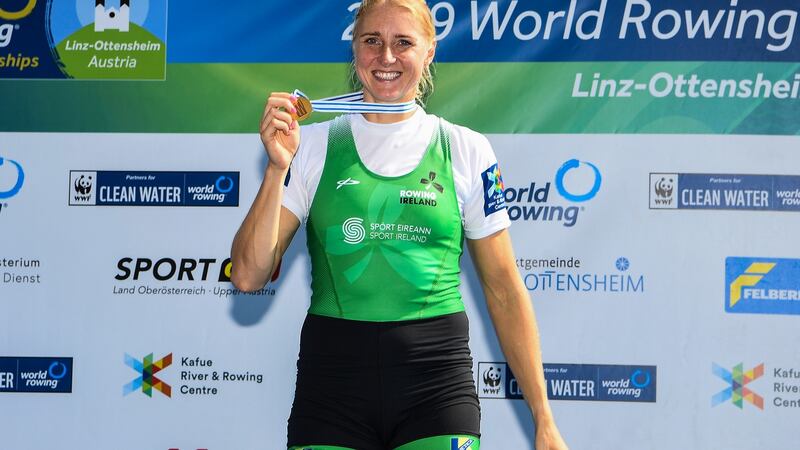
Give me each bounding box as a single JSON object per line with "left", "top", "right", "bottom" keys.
{"left": 231, "top": 1, "right": 568, "bottom": 449}
{"left": 350, "top": 0, "right": 436, "bottom": 111}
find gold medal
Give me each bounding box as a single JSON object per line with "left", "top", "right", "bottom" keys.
{"left": 291, "top": 95, "right": 313, "bottom": 122}
{"left": 289, "top": 89, "right": 417, "bottom": 120}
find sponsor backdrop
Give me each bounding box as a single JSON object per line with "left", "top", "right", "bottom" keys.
{"left": 1, "top": 1, "right": 798, "bottom": 449}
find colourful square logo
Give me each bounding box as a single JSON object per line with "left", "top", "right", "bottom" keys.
{"left": 481, "top": 163, "right": 506, "bottom": 216}
{"left": 712, "top": 362, "right": 764, "bottom": 410}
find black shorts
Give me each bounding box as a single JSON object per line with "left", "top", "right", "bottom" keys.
{"left": 287, "top": 312, "right": 481, "bottom": 449}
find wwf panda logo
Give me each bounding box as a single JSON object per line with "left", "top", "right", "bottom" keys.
{"left": 483, "top": 366, "right": 501, "bottom": 388}
{"left": 74, "top": 175, "right": 93, "bottom": 195}
{"left": 654, "top": 176, "right": 673, "bottom": 199}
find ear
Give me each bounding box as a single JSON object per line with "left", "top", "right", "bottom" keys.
{"left": 425, "top": 39, "right": 437, "bottom": 66}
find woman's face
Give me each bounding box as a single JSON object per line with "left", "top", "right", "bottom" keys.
{"left": 353, "top": 3, "right": 435, "bottom": 104}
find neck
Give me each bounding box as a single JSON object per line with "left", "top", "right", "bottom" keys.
{"left": 361, "top": 109, "right": 417, "bottom": 124}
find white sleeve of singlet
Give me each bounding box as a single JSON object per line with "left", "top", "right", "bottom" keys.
{"left": 280, "top": 121, "right": 329, "bottom": 223}
{"left": 450, "top": 124, "right": 511, "bottom": 240}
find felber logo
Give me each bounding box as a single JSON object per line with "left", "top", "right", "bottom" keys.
{"left": 728, "top": 261, "right": 775, "bottom": 309}
{"left": 725, "top": 257, "right": 800, "bottom": 316}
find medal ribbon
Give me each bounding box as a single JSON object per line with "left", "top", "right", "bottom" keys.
{"left": 293, "top": 89, "right": 417, "bottom": 115}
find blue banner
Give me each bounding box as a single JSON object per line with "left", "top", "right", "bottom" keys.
{"left": 478, "top": 362, "right": 657, "bottom": 402}
{"left": 0, "top": 357, "right": 73, "bottom": 393}
{"left": 4, "top": 0, "right": 799, "bottom": 75}
{"left": 68, "top": 171, "right": 239, "bottom": 207}
{"left": 167, "top": 0, "right": 800, "bottom": 63}
{"left": 650, "top": 173, "right": 800, "bottom": 212}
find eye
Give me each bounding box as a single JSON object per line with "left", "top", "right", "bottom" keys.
{"left": 364, "top": 37, "right": 381, "bottom": 45}
{"left": 397, "top": 39, "right": 414, "bottom": 47}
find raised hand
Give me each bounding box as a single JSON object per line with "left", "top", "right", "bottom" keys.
{"left": 260, "top": 92, "right": 301, "bottom": 171}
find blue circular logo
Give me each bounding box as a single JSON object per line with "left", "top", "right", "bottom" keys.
{"left": 555, "top": 159, "right": 601, "bottom": 202}
{"left": 0, "top": 157, "right": 25, "bottom": 200}
{"left": 631, "top": 369, "right": 650, "bottom": 388}
{"left": 215, "top": 176, "right": 234, "bottom": 194}
{"left": 615, "top": 257, "right": 630, "bottom": 272}
{"left": 48, "top": 361, "right": 68, "bottom": 380}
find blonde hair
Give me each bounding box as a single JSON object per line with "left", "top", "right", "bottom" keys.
{"left": 349, "top": 0, "right": 436, "bottom": 106}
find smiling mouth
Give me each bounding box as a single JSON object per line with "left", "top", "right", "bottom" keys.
{"left": 372, "top": 70, "right": 401, "bottom": 81}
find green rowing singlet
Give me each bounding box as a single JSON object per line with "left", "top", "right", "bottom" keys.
{"left": 306, "top": 115, "right": 464, "bottom": 321}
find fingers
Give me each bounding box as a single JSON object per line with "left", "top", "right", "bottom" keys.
{"left": 261, "top": 92, "right": 300, "bottom": 136}
{"left": 261, "top": 116, "right": 297, "bottom": 138}
{"left": 261, "top": 109, "right": 294, "bottom": 135}
{"left": 262, "top": 92, "right": 297, "bottom": 121}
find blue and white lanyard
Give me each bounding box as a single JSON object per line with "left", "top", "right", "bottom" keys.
{"left": 292, "top": 89, "right": 417, "bottom": 115}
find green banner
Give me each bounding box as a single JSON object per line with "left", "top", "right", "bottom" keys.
{"left": 1, "top": 62, "right": 798, "bottom": 134}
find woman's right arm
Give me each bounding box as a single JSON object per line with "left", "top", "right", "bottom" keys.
{"left": 230, "top": 92, "right": 302, "bottom": 292}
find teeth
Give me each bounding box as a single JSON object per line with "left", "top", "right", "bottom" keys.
{"left": 374, "top": 71, "right": 400, "bottom": 81}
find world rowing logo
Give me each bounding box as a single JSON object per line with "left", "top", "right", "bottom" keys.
{"left": 0, "top": 156, "right": 25, "bottom": 200}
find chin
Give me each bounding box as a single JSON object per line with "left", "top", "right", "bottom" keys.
{"left": 375, "top": 94, "right": 405, "bottom": 103}
{"left": 366, "top": 88, "right": 414, "bottom": 104}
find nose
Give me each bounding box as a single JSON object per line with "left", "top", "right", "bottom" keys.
{"left": 379, "top": 45, "right": 396, "bottom": 66}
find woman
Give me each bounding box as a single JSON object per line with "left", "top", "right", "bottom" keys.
{"left": 231, "top": 1, "right": 568, "bottom": 448}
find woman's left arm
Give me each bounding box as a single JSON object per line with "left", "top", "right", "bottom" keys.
{"left": 467, "top": 229, "right": 568, "bottom": 450}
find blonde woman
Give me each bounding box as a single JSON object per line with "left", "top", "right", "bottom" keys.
{"left": 231, "top": 1, "right": 567, "bottom": 448}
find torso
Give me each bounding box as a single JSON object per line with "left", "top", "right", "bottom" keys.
{"left": 305, "top": 115, "right": 465, "bottom": 321}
